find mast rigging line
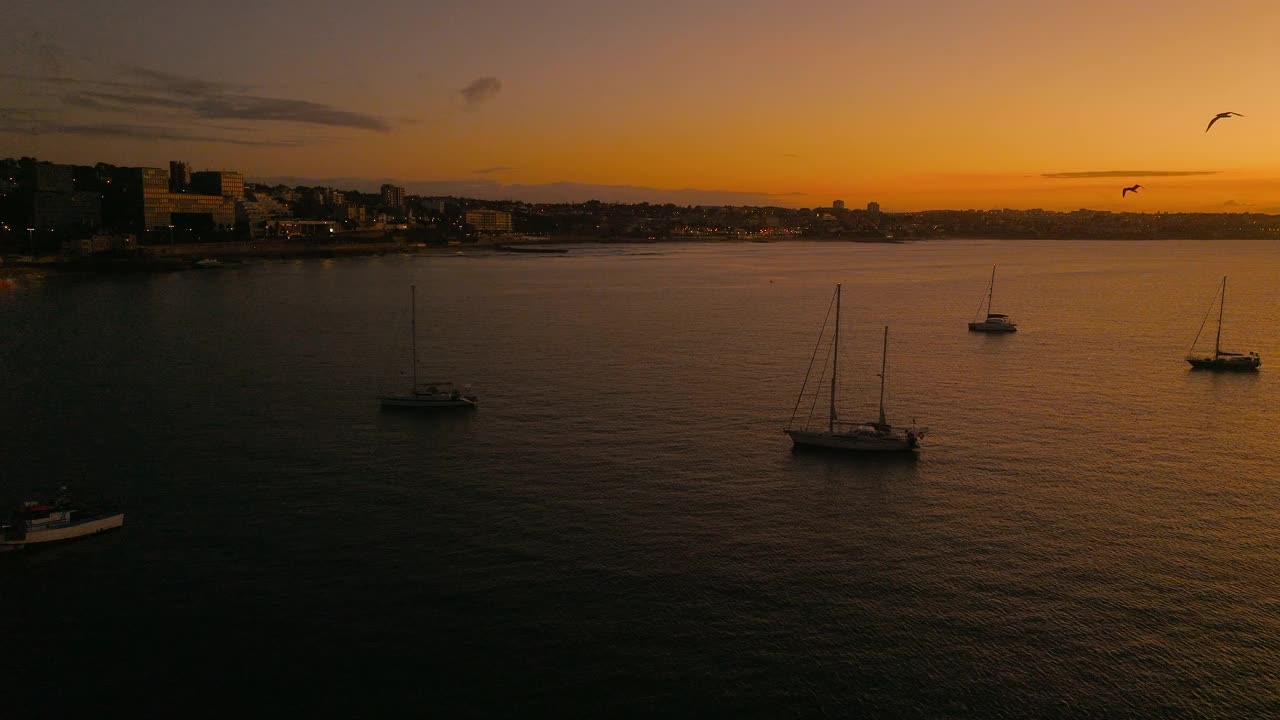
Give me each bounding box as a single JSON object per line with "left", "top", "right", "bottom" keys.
{"left": 790, "top": 288, "right": 837, "bottom": 429}
{"left": 1188, "top": 280, "right": 1221, "bottom": 354}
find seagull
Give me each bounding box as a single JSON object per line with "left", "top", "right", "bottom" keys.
{"left": 1122, "top": 184, "right": 1142, "bottom": 197}
{"left": 1205, "top": 112, "right": 1244, "bottom": 133}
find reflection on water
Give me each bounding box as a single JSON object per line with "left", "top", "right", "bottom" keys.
{"left": 3, "top": 240, "right": 1279, "bottom": 717}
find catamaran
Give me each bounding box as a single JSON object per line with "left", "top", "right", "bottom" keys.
{"left": 380, "top": 285, "right": 478, "bottom": 408}
{"left": 1186, "top": 276, "right": 1260, "bottom": 371}
{"left": 968, "top": 265, "right": 1017, "bottom": 332}
{"left": 785, "top": 284, "right": 926, "bottom": 452}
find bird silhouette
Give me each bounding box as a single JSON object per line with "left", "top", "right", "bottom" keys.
{"left": 1205, "top": 112, "right": 1244, "bottom": 133}
{"left": 1122, "top": 184, "right": 1142, "bottom": 197}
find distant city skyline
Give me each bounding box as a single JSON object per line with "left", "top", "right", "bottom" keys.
{"left": 3, "top": 0, "right": 1280, "bottom": 211}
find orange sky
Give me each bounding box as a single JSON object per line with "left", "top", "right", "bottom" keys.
{"left": 3, "top": 0, "right": 1279, "bottom": 210}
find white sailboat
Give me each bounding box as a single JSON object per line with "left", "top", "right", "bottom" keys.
{"left": 968, "top": 265, "right": 1017, "bottom": 332}
{"left": 380, "top": 285, "right": 478, "bottom": 409}
{"left": 785, "top": 284, "right": 926, "bottom": 452}
{"left": 1186, "top": 276, "right": 1260, "bottom": 371}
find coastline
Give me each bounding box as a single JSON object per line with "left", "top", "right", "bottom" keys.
{"left": 1, "top": 234, "right": 920, "bottom": 277}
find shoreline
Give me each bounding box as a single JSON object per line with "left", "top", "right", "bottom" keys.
{"left": 0, "top": 234, "right": 915, "bottom": 275}
{"left": 1, "top": 234, "right": 1264, "bottom": 278}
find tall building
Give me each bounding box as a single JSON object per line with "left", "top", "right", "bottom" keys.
{"left": 169, "top": 161, "right": 191, "bottom": 192}
{"left": 33, "top": 164, "right": 74, "bottom": 192}
{"left": 381, "top": 184, "right": 405, "bottom": 209}
{"left": 867, "top": 201, "right": 881, "bottom": 214}
{"left": 14, "top": 163, "right": 102, "bottom": 233}
{"left": 105, "top": 166, "right": 239, "bottom": 232}
{"left": 465, "top": 209, "right": 513, "bottom": 233}
{"left": 833, "top": 200, "right": 846, "bottom": 210}
{"left": 191, "top": 171, "right": 245, "bottom": 199}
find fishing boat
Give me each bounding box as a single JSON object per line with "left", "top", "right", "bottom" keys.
{"left": 968, "top": 265, "right": 1017, "bottom": 332}
{"left": 785, "top": 284, "right": 926, "bottom": 452}
{"left": 1, "top": 489, "right": 124, "bottom": 551}
{"left": 1186, "top": 276, "right": 1260, "bottom": 371}
{"left": 379, "top": 285, "right": 478, "bottom": 408}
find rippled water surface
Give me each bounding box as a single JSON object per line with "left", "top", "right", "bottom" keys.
{"left": 3, "top": 240, "right": 1279, "bottom": 717}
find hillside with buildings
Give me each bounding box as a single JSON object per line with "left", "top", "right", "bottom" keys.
{"left": 4, "top": 157, "right": 1280, "bottom": 259}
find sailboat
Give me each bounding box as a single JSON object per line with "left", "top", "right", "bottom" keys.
{"left": 1186, "top": 276, "right": 1260, "bottom": 371}
{"left": 968, "top": 265, "right": 1017, "bottom": 332}
{"left": 785, "top": 284, "right": 926, "bottom": 452}
{"left": 380, "top": 285, "right": 478, "bottom": 408}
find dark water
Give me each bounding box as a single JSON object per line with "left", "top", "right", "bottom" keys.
{"left": 3, "top": 241, "right": 1279, "bottom": 717}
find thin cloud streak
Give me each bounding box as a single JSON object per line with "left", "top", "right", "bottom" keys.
{"left": 459, "top": 77, "right": 501, "bottom": 106}
{"left": 1043, "top": 170, "right": 1220, "bottom": 179}
{"left": 3, "top": 66, "right": 392, "bottom": 132}
{"left": 123, "top": 65, "right": 253, "bottom": 96}
{"left": 473, "top": 166, "right": 514, "bottom": 174}
{"left": 0, "top": 119, "right": 317, "bottom": 147}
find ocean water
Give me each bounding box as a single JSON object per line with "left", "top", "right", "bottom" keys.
{"left": 3, "top": 240, "right": 1278, "bottom": 717}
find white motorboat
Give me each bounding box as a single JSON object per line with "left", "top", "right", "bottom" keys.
{"left": 1, "top": 491, "right": 124, "bottom": 551}
{"left": 785, "top": 284, "right": 926, "bottom": 453}
{"left": 380, "top": 285, "right": 478, "bottom": 409}
{"left": 968, "top": 265, "right": 1018, "bottom": 332}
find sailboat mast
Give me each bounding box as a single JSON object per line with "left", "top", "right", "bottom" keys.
{"left": 988, "top": 265, "right": 996, "bottom": 315}
{"left": 410, "top": 284, "right": 418, "bottom": 389}
{"left": 1215, "top": 276, "right": 1225, "bottom": 357}
{"left": 878, "top": 326, "right": 888, "bottom": 426}
{"left": 830, "top": 284, "right": 840, "bottom": 433}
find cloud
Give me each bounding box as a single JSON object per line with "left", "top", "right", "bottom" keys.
{"left": 110, "top": 68, "right": 391, "bottom": 131}
{"left": 3, "top": 66, "right": 391, "bottom": 133}
{"left": 782, "top": 153, "right": 800, "bottom": 158}
{"left": 459, "top": 77, "right": 501, "bottom": 106}
{"left": 196, "top": 95, "right": 390, "bottom": 130}
{"left": 473, "top": 166, "right": 514, "bottom": 174}
{"left": 0, "top": 118, "right": 316, "bottom": 147}
{"left": 1042, "top": 170, "right": 1220, "bottom": 179}
{"left": 123, "top": 65, "right": 251, "bottom": 96}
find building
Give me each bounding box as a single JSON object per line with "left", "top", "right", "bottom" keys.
{"left": 106, "top": 166, "right": 238, "bottom": 232}
{"left": 31, "top": 190, "right": 102, "bottom": 232}
{"left": 266, "top": 219, "right": 341, "bottom": 238}
{"left": 833, "top": 200, "right": 846, "bottom": 210}
{"left": 169, "top": 161, "right": 191, "bottom": 192}
{"left": 867, "top": 202, "right": 881, "bottom": 214}
{"left": 191, "top": 171, "right": 245, "bottom": 199}
{"left": 15, "top": 163, "right": 102, "bottom": 233}
{"left": 465, "top": 209, "right": 513, "bottom": 233}
{"left": 236, "top": 192, "right": 292, "bottom": 235}
{"left": 34, "top": 164, "right": 74, "bottom": 192}
{"left": 339, "top": 204, "right": 366, "bottom": 222}
{"left": 381, "top": 184, "right": 405, "bottom": 209}
{"left": 269, "top": 186, "right": 300, "bottom": 203}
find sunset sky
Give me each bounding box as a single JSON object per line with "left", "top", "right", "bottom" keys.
{"left": 3, "top": 0, "right": 1279, "bottom": 210}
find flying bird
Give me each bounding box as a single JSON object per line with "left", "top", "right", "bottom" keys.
{"left": 1122, "top": 184, "right": 1141, "bottom": 197}
{"left": 1205, "top": 112, "right": 1244, "bottom": 133}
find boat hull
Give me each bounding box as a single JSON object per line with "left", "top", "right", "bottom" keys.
{"left": 968, "top": 321, "right": 1017, "bottom": 332}
{"left": 1186, "top": 356, "right": 1260, "bottom": 371}
{"left": 1, "top": 512, "right": 124, "bottom": 549}
{"left": 786, "top": 429, "right": 919, "bottom": 452}
{"left": 379, "top": 395, "right": 477, "bottom": 408}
